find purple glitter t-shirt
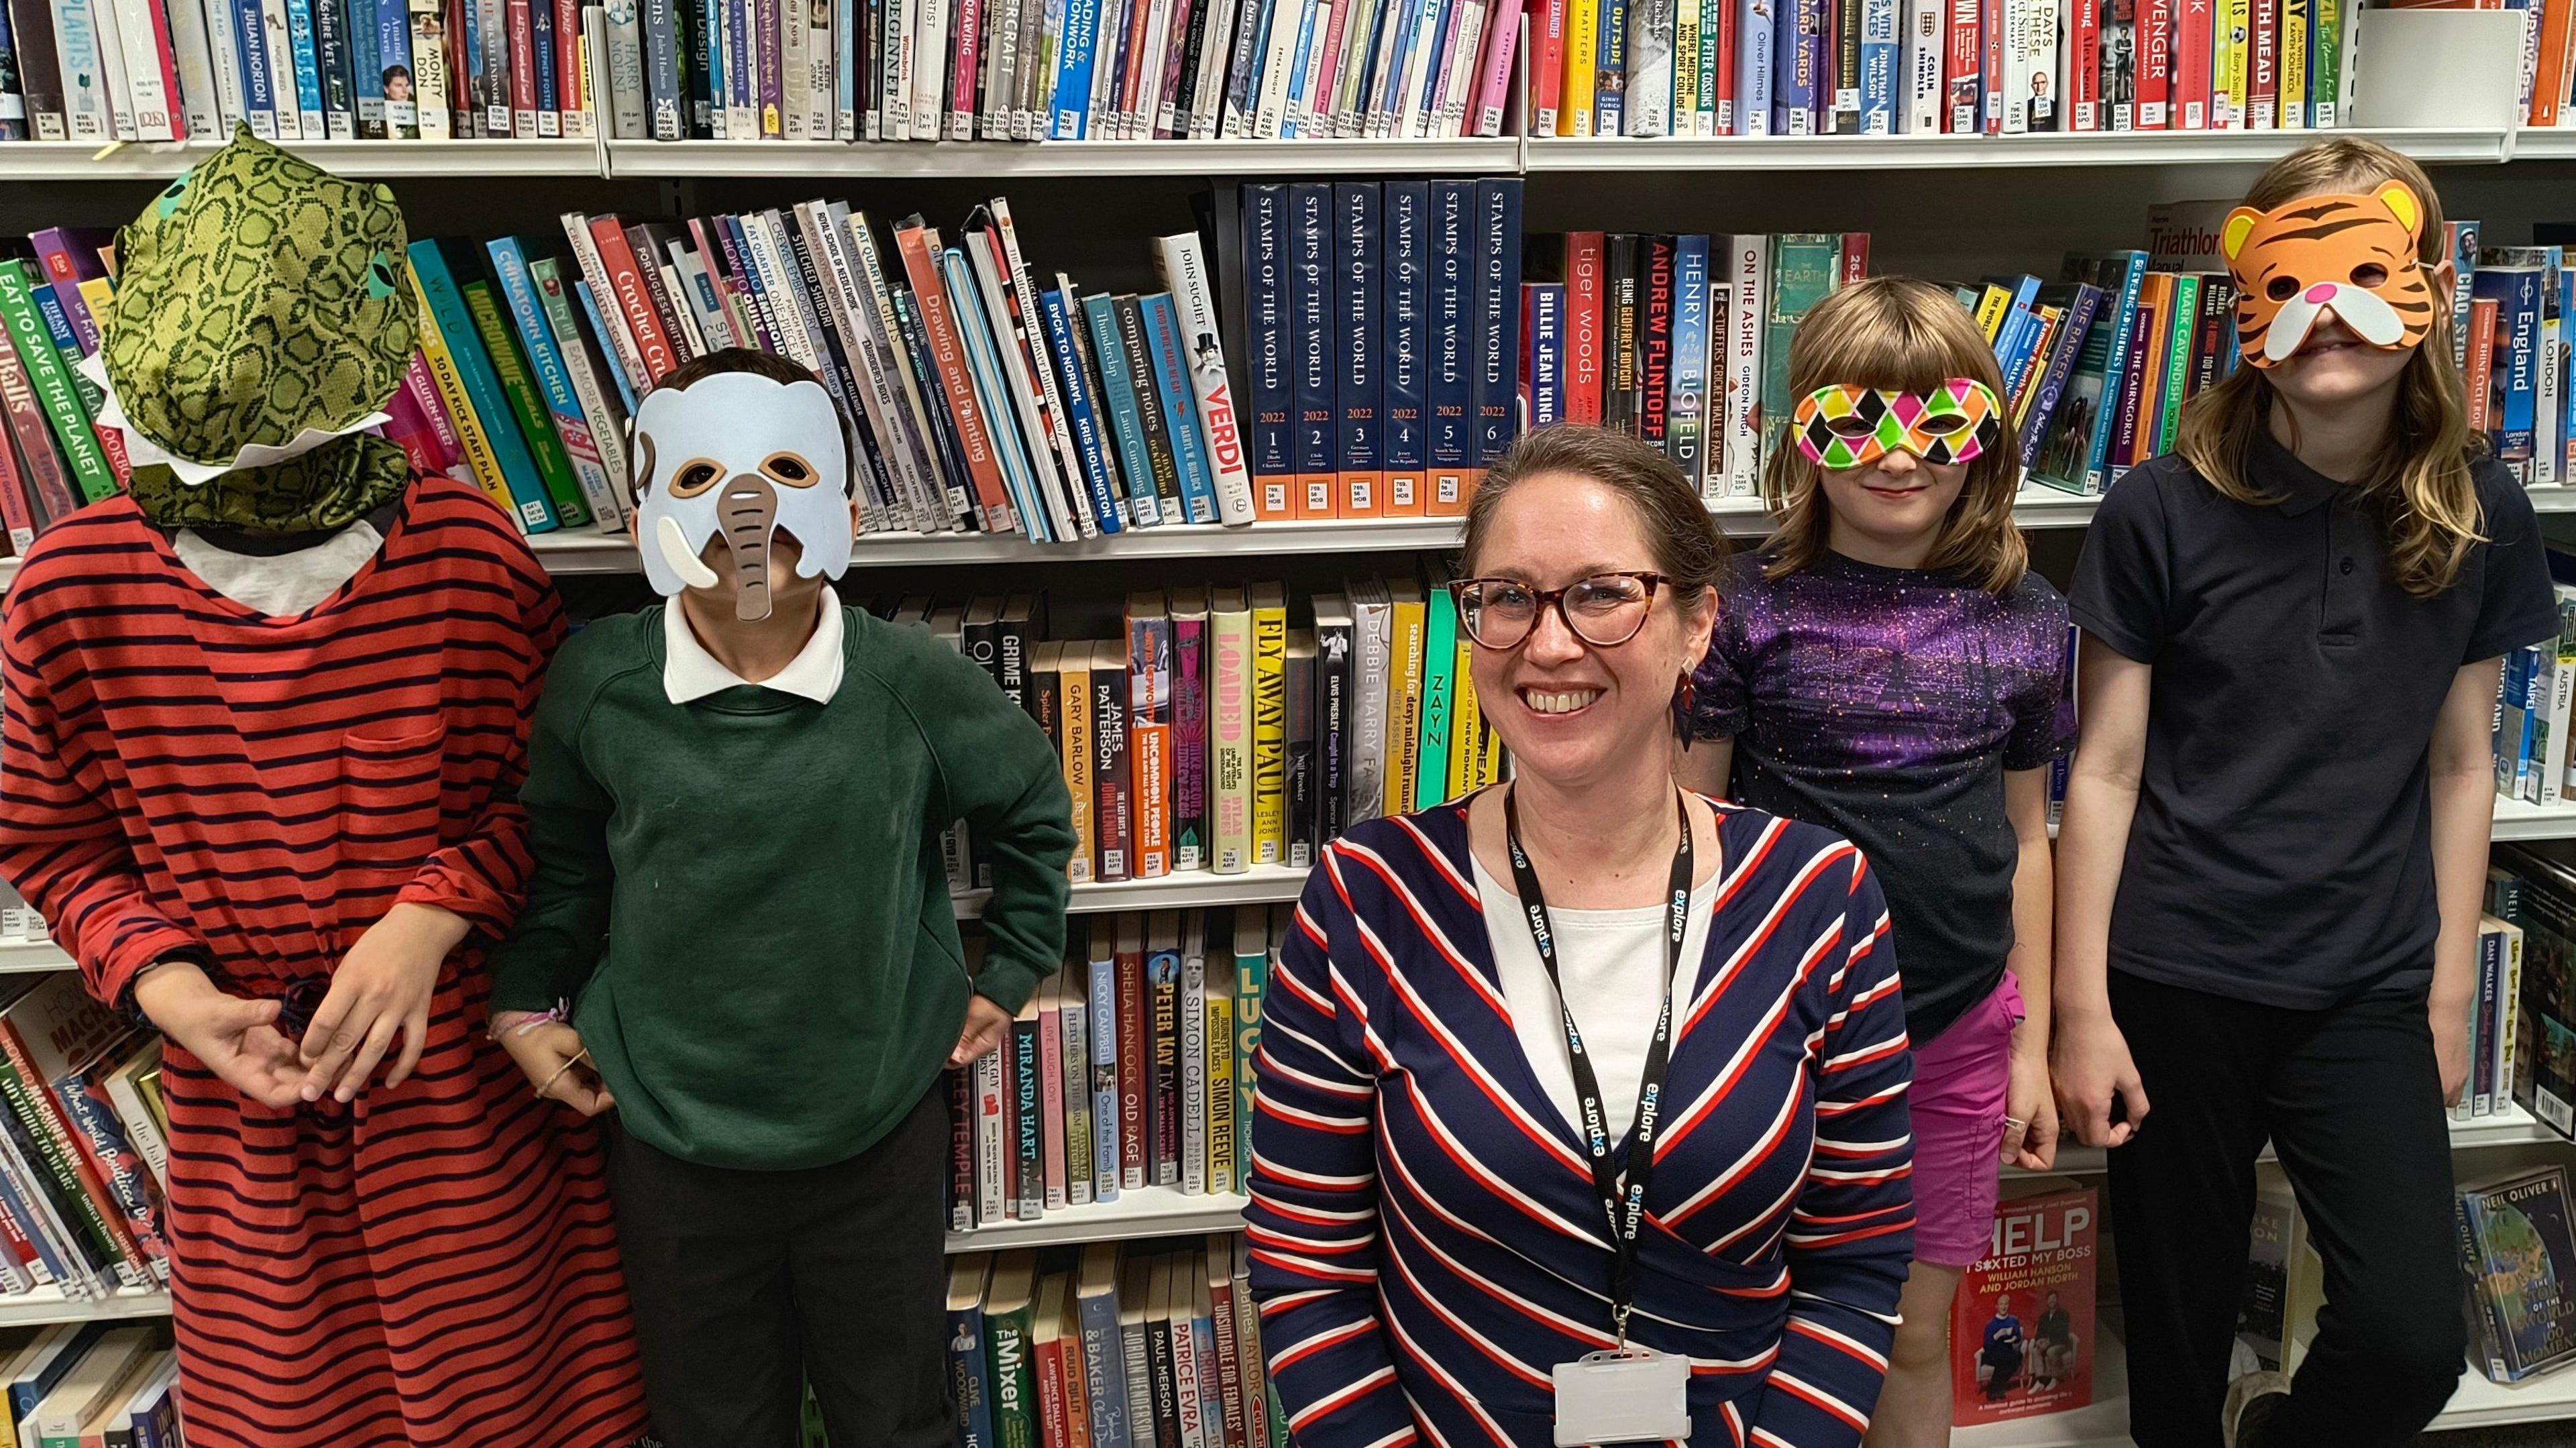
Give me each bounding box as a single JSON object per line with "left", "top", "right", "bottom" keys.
{"left": 1693, "top": 549, "right": 2074, "bottom": 1044}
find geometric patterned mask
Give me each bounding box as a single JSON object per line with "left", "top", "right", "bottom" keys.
{"left": 1791, "top": 378, "right": 2006, "bottom": 469}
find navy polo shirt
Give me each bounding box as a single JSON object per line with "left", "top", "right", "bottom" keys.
{"left": 2070, "top": 432, "right": 2559, "bottom": 1007}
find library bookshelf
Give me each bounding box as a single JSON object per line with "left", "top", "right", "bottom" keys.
{"left": 3, "top": 122, "right": 2575, "bottom": 1447}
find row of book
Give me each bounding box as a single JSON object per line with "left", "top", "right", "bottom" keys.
{"left": 888, "top": 574, "right": 1503, "bottom": 891}
{"left": 0, "top": 973, "right": 167, "bottom": 1308}
{"left": 0, "top": 0, "right": 613, "bottom": 143}
{"left": 2483, "top": 844, "right": 2576, "bottom": 1142}
{"left": 945, "top": 1239, "right": 1286, "bottom": 1448}
{"left": 946, "top": 907, "right": 1275, "bottom": 1229}
{"left": 1520, "top": 229, "right": 1864, "bottom": 498}
{"left": 0, "top": 1323, "right": 178, "bottom": 1447}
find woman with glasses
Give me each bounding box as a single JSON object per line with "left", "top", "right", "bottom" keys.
{"left": 1245, "top": 426, "right": 1914, "bottom": 1448}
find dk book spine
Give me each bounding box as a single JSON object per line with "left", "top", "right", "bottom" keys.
{"left": 1336, "top": 181, "right": 1383, "bottom": 517}
{"left": 1381, "top": 181, "right": 1430, "bottom": 516}
{"left": 1244, "top": 184, "right": 1297, "bottom": 522}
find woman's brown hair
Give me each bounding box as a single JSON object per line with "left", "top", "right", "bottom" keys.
{"left": 2176, "top": 137, "right": 2477, "bottom": 598}
{"left": 1758, "top": 276, "right": 2029, "bottom": 594}
{"left": 1462, "top": 425, "right": 1729, "bottom": 603}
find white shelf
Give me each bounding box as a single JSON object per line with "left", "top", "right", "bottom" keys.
{"left": 1523, "top": 125, "right": 2512, "bottom": 172}
{"left": 2029, "top": 1103, "right": 2569, "bottom": 1178}
{"left": 0, "top": 943, "right": 70, "bottom": 975}
{"left": 2493, "top": 796, "right": 2576, "bottom": 841}
{"left": 0, "top": 1285, "right": 171, "bottom": 1327}
{"left": 952, "top": 863, "right": 1313, "bottom": 920}
{"left": 947, "top": 1184, "right": 1246, "bottom": 1253}
{"left": 2508, "top": 125, "right": 2576, "bottom": 161}
{"left": 0, "top": 136, "right": 607, "bottom": 180}
{"left": 602, "top": 136, "right": 1521, "bottom": 178}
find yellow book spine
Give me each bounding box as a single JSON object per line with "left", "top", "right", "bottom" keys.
{"left": 1063, "top": 658, "right": 1097, "bottom": 885}
{"left": 2281, "top": 1, "right": 2308, "bottom": 126}
{"left": 1974, "top": 286, "right": 2011, "bottom": 342}
{"left": 74, "top": 279, "right": 115, "bottom": 332}
{"left": 1674, "top": 1, "right": 1701, "bottom": 135}
{"left": 407, "top": 264, "right": 520, "bottom": 523}
{"left": 1386, "top": 600, "right": 1428, "bottom": 817}
{"left": 1448, "top": 633, "right": 1481, "bottom": 801}
{"left": 1205, "top": 982, "right": 1236, "bottom": 1196}
{"left": 1214, "top": 608, "right": 1256, "bottom": 875}
{"left": 2218, "top": 0, "right": 2251, "bottom": 126}
{"left": 1251, "top": 600, "right": 1288, "bottom": 865}
{"left": 1563, "top": 0, "right": 1601, "bottom": 136}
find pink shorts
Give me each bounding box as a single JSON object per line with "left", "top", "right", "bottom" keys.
{"left": 1907, "top": 975, "right": 2025, "bottom": 1269}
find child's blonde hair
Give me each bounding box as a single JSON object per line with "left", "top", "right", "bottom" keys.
{"left": 2176, "top": 137, "right": 2477, "bottom": 598}
{"left": 1759, "top": 276, "right": 2028, "bottom": 594}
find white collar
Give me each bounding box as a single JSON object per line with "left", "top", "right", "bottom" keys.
{"left": 661, "top": 596, "right": 845, "bottom": 706}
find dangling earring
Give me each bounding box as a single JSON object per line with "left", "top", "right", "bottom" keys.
{"left": 1672, "top": 673, "right": 1697, "bottom": 751}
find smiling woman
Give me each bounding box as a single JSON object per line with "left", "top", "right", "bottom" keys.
{"left": 1244, "top": 425, "right": 1917, "bottom": 1448}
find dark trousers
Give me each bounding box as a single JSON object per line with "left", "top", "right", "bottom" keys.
{"left": 607, "top": 1083, "right": 953, "bottom": 1448}
{"left": 2106, "top": 969, "right": 2465, "bottom": 1448}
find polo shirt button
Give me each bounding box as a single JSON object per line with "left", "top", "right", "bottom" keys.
{"left": 2341, "top": 558, "right": 2355, "bottom": 575}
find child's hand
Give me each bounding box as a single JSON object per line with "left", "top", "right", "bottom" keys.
{"left": 299, "top": 901, "right": 466, "bottom": 1104}
{"left": 2050, "top": 1007, "right": 2149, "bottom": 1148}
{"left": 2002, "top": 1043, "right": 2059, "bottom": 1171}
{"left": 498, "top": 1015, "right": 614, "bottom": 1115}
{"left": 951, "top": 995, "right": 1014, "bottom": 1066}
{"left": 133, "top": 962, "right": 306, "bottom": 1111}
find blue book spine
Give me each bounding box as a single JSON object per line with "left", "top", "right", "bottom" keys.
{"left": 2083, "top": 252, "right": 2149, "bottom": 491}
{"left": 1054, "top": 0, "right": 1100, "bottom": 134}
{"left": 1289, "top": 182, "right": 1334, "bottom": 516}
{"left": 352, "top": 0, "right": 384, "bottom": 133}
{"left": 1668, "top": 235, "right": 1708, "bottom": 478}
{"left": 1415, "top": 0, "right": 1455, "bottom": 120}
{"left": 1079, "top": 1282, "right": 1132, "bottom": 1448}
{"left": 1776, "top": 0, "right": 1819, "bottom": 130}
{"left": 235, "top": 0, "right": 277, "bottom": 130}
{"left": 2497, "top": 647, "right": 2530, "bottom": 793}
{"left": 1336, "top": 182, "right": 1381, "bottom": 516}
{"left": 1736, "top": 0, "right": 1773, "bottom": 134}
{"left": 409, "top": 240, "right": 560, "bottom": 533}
{"left": 639, "top": 0, "right": 682, "bottom": 133}
{"left": 1597, "top": 0, "right": 1627, "bottom": 133}
{"left": 1144, "top": 292, "right": 1218, "bottom": 524}
{"left": 724, "top": 0, "right": 749, "bottom": 117}
{"left": 1859, "top": 0, "right": 1896, "bottom": 131}
{"left": 945, "top": 247, "right": 1050, "bottom": 541}
{"left": 532, "top": 0, "right": 558, "bottom": 119}
{"left": 951, "top": 1299, "right": 996, "bottom": 1448}
{"left": 1041, "top": 286, "right": 1127, "bottom": 537}
{"left": 1283, "top": 0, "right": 1324, "bottom": 136}
{"left": 1084, "top": 294, "right": 1163, "bottom": 526}
{"left": 574, "top": 278, "right": 639, "bottom": 412}
{"left": 836, "top": 0, "right": 855, "bottom": 135}
{"left": 1471, "top": 178, "right": 1521, "bottom": 473}
{"left": 0, "top": 1152, "right": 69, "bottom": 1291}
{"left": 1383, "top": 181, "right": 1428, "bottom": 504}
{"left": 1428, "top": 180, "right": 1473, "bottom": 505}
{"left": 1085, "top": 950, "right": 1120, "bottom": 1202}
{"left": 1527, "top": 282, "right": 1566, "bottom": 428}
{"left": 2479, "top": 266, "right": 2543, "bottom": 471}
{"left": 487, "top": 237, "right": 613, "bottom": 520}
{"left": 313, "top": 0, "right": 353, "bottom": 134}
{"left": 1245, "top": 184, "right": 1295, "bottom": 518}
{"left": 284, "top": 0, "right": 325, "bottom": 128}
{"left": 1375, "top": 0, "right": 1419, "bottom": 124}
{"left": 28, "top": 287, "right": 78, "bottom": 361}
{"left": 1992, "top": 275, "right": 2041, "bottom": 381}
{"left": 2020, "top": 286, "right": 2104, "bottom": 469}
{"left": 697, "top": 0, "right": 723, "bottom": 133}
{"left": 373, "top": 0, "right": 413, "bottom": 131}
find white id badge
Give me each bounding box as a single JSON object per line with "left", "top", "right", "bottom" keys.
{"left": 1552, "top": 1346, "right": 1692, "bottom": 1446}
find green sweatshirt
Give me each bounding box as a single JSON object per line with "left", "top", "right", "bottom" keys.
{"left": 488, "top": 603, "right": 1073, "bottom": 1170}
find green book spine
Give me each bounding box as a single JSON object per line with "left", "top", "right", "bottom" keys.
{"left": 986, "top": 1296, "right": 1041, "bottom": 1448}
{"left": 1760, "top": 235, "right": 1844, "bottom": 469}
{"left": 463, "top": 280, "right": 593, "bottom": 528}
{"left": 1234, "top": 943, "right": 1267, "bottom": 1191}
{"left": 0, "top": 264, "right": 111, "bottom": 502}
{"left": 2158, "top": 275, "right": 2200, "bottom": 454}
{"left": 1413, "top": 586, "right": 1458, "bottom": 812}
{"left": 2313, "top": 0, "right": 2341, "bottom": 125}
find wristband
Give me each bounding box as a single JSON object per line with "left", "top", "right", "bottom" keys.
{"left": 490, "top": 1006, "right": 566, "bottom": 1042}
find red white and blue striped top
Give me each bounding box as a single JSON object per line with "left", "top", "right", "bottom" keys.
{"left": 1246, "top": 797, "right": 1914, "bottom": 1448}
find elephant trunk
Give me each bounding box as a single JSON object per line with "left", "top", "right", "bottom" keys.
{"left": 720, "top": 474, "right": 780, "bottom": 622}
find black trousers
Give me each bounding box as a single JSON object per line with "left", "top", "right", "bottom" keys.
{"left": 606, "top": 1083, "right": 953, "bottom": 1448}
{"left": 2106, "top": 969, "right": 2465, "bottom": 1448}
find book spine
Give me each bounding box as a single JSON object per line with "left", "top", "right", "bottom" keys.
{"left": 411, "top": 249, "right": 561, "bottom": 529}
{"left": 1116, "top": 948, "right": 1148, "bottom": 1189}
{"left": 1042, "top": 288, "right": 1128, "bottom": 537}
{"left": 1173, "top": 615, "right": 1210, "bottom": 870}
{"left": 465, "top": 280, "right": 592, "bottom": 529}
{"left": 0, "top": 267, "right": 106, "bottom": 504}
{"left": 1382, "top": 181, "right": 1429, "bottom": 516}
{"left": 407, "top": 270, "right": 522, "bottom": 520}
{"left": 1245, "top": 184, "right": 1297, "bottom": 523}
{"left": 0, "top": 1034, "right": 144, "bottom": 1287}
{"left": 1114, "top": 295, "right": 1185, "bottom": 524}
{"left": 1179, "top": 946, "right": 1207, "bottom": 1193}
{"left": 166, "top": 0, "right": 225, "bottom": 133}
{"left": 1095, "top": 666, "right": 1133, "bottom": 883}
{"left": 1252, "top": 600, "right": 1287, "bottom": 863}
{"left": 1085, "top": 294, "right": 1165, "bottom": 528}
{"left": 1149, "top": 946, "right": 1180, "bottom": 1180}
{"left": 1469, "top": 177, "right": 1521, "bottom": 498}
{"left": 1142, "top": 294, "right": 1217, "bottom": 526}
{"left": 1670, "top": 238, "right": 1709, "bottom": 492}
{"left": 1213, "top": 604, "right": 1254, "bottom": 874}
{"left": 1155, "top": 232, "right": 1256, "bottom": 526}
{"left": 1336, "top": 182, "right": 1383, "bottom": 518}
{"left": 974, "top": 1048, "right": 1006, "bottom": 1225}
{"left": 48, "top": 1072, "right": 165, "bottom": 1280}
{"left": 1287, "top": 182, "right": 1336, "bottom": 521}
{"left": 1085, "top": 958, "right": 1123, "bottom": 1201}
{"left": 1428, "top": 180, "right": 1472, "bottom": 520}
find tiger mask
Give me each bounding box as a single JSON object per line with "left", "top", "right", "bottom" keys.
{"left": 2220, "top": 180, "right": 2438, "bottom": 370}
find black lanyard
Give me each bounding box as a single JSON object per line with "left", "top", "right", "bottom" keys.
{"left": 1503, "top": 785, "right": 1694, "bottom": 1348}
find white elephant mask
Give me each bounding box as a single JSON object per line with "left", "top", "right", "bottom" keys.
{"left": 632, "top": 372, "right": 853, "bottom": 622}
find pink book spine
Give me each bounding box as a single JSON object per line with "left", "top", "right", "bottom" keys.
{"left": 1474, "top": 0, "right": 1524, "bottom": 133}
{"left": 380, "top": 387, "right": 449, "bottom": 476}
{"left": 401, "top": 354, "right": 466, "bottom": 466}
{"left": 951, "top": 0, "right": 982, "bottom": 135}
{"left": 1427, "top": 0, "right": 1474, "bottom": 125}
{"left": 1040, "top": 993, "right": 1069, "bottom": 1211}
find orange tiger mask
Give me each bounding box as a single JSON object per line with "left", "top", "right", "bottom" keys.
{"left": 2220, "top": 181, "right": 2438, "bottom": 370}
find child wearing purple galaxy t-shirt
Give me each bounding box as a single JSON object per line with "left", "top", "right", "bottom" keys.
{"left": 1678, "top": 276, "right": 2074, "bottom": 1448}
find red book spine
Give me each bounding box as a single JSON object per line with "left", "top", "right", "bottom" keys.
{"left": 1945, "top": 0, "right": 1982, "bottom": 130}
{"left": 508, "top": 0, "right": 539, "bottom": 128}
{"left": 1117, "top": 947, "right": 1148, "bottom": 1190}
{"left": 1980, "top": 0, "right": 2003, "bottom": 131}
{"left": 2167, "top": 0, "right": 2203, "bottom": 126}
{"left": 2467, "top": 298, "right": 2500, "bottom": 436}
{"left": 141, "top": 0, "right": 184, "bottom": 139}
{"left": 1208, "top": 1266, "right": 1249, "bottom": 1448}
{"left": 2069, "top": 0, "right": 2101, "bottom": 128}
{"left": 2247, "top": 0, "right": 2276, "bottom": 126}
{"left": 1036, "top": 1329, "right": 1071, "bottom": 1448}
{"left": 892, "top": 223, "right": 1016, "bottom": 533}
{"left": 1566, "top": 232, "right": 1605, "bottom": 425}
{"left": 0, "top": 336, "right": 76, "bottom": 528}
{"left": 1713, "top": 0, "right": 1737, "bottom": 131}
{"left": 1533, "top": 0, "right": 1566, "bottom": 130}
{"left": 588, "top": 219, "right": 677, "bottom": 382}
{"left": 0, "top": 414, "right": 33, "bottom": 553}
{"left": 1841, "top": 233, "right": 1869, "bottom": 282}
{"left": 556, "top": 0, "right": 583, "bottom": 126}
